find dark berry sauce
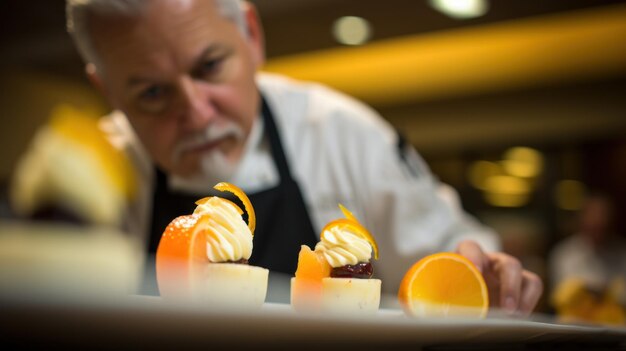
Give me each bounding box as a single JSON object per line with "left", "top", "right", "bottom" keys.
{"left": 330, "top": 262, "right": 373, "bottom": 279}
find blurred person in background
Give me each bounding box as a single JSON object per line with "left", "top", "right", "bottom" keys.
{"left": 549, "top": 192, "right": 626, "bottom": 324}
{"left": 12, "top": 0, "right": 542, "bottom": 314}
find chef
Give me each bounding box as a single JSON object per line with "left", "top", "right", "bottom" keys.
{"left": 65, "top": 0, "right": 542, "bottom": 314}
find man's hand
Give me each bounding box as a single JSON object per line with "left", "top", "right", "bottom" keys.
{"left": 455, "top": 240, "right": 543, "bottom": 316}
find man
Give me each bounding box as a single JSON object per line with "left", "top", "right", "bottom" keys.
{"left": 65, "top": 0, "right": 542, "bottom": 314}
{"left": 550, "top": 193, "right": 626, "bottom": 294}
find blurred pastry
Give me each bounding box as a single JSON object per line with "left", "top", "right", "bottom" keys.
{"left": 10, "top": 104, "right": 136, "bottom": 226}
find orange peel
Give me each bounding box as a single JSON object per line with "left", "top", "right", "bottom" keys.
{"left": 213, "top": 182, "right": 255, "bottom": 235}
{"left": 338, "top": 203, "right": 357, "bottom": 222}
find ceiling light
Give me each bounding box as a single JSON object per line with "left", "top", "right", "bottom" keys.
{"left": 502, "top": 147, "right": 544, "bottom": 178}
{"left": 332, "top": 16, "right": 372, "bottom": 46}
{"left": 468, "top": 160, "right": 501, "bottom": 190}
{"left": 485, "top": 175, "right": 531, "bottom": 195}
{"left": 483, "top": 175, "right": 531, "bottom": 207}
{"left": 483, "top": 192, "right": 530, "bottom": 208}
{"left": 429, "top": 0, "right": 489, "bottom": 19}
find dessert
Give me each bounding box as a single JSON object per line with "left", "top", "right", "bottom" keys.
{"left": 291, "top": 204, "right": 381, "bottom": 314}
{"left": 398, "top": 252, "right": 488, "bottom": 318}
{"left": 10, "top": 105, "right": 136, "bottom": 226}
{"left": 156, "top": 182, "right": 268, "bottom": 309}
{"left": 552, "top": 277, "right": 625, "bottom": 325}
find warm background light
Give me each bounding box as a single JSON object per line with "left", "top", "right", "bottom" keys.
{"left": 429, "top": 0, "right": 489, "bottom": 19}
{"left": 332, "top": 16, "right": 372, "bottom": 46}
{"left": 468, "top": 161, "right": 501, "bottom": 190}
{"left": 263, "top": 4, "right": 626, "bottom": 107}
{"left": 502, "top": 147, "right": 544, "bottom": 178}
{"left": 483, "top": 175, "right": 531, "bottom": 208}
{"left": 467, "top": 147, "right": 544, "bottom": 208}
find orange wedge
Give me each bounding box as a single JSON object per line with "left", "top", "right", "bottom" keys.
{"left": 398, "top": 252, "right": 488, "bottom": 318}
{"left": 155, "top": 214, "right": 210, "bottom": 298}
{"left": 291, "top": 245, "right": 331, "bottom": 311}
{"left": 214, "top": 182, "right": 255, "bottom": 235}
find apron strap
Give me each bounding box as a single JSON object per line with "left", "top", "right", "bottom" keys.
{"left": 260, "top": 96, "right": 293, "bottom": 183}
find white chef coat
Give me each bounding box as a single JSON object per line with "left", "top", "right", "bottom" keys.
{"left": 549, "top": 233, "right": 626, "bottom": 292}
{"left": 101, "top": 72, "right": 500, "bottom": 293}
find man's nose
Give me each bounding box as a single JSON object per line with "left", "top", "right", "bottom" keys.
{"left": 178, "top": 76, "right": 217, "bottom": 130}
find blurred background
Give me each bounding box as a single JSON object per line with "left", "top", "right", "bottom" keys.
{"left": 1, "top": 0, "right": 625, "bottom": 317}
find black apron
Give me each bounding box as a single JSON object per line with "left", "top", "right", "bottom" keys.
{"left": 144, "top": 96, "right": 318, "bottom": 293}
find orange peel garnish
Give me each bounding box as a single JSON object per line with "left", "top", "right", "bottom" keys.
{"left": 213, "top": 182, "right": 256, "bottom": 235}
{"left": 321, "top": 205, "right": 379, "bottom": 260}
{"left": 338, "top": 203, "right": 357, "bottom": 222}
{"left": 194, "top": 197, "right": 244, "bottom": 215}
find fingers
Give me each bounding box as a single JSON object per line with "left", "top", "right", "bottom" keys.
{"left": 488, "top": 252, "right": 523, "bottom": 314}
{"left": 455, "top": 240, "right": 485, "bottom": 274}
{"left": 455, "top": 242, "right": 544, "bottom": 317}
{"left": 518, "top": 270, "right": 543, "bottom": 316}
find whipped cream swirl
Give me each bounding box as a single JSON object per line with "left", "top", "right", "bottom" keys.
{"left": 194, "top": 197, "right": 252, "bottom": 262}
{"left": 315, "top": 225, "right": 372, "bottom": 268}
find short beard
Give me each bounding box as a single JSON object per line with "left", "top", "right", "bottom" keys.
{"left": 196, "top": 148, "right": 238, "bottom": 184}
{"left": 170, "top": 122, "right": 244, "bottom": 188}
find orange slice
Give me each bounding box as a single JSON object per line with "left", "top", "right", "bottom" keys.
{"left": 321, "top": 218, "right": 379, "bottom": 260}
{"left": 155, "top": 214, "right": 210, "bottom": 298}
{"left": 295, "top": 245, "right": 331, "bottom": 281}
{"left": 214, "top": 182, "right": 255, "bottom": 235}
{"left": 292, "top": 245, "right": 331, "bottom": 311}
{"left": 398, "top": 252, "right": 488, "bottom": 318}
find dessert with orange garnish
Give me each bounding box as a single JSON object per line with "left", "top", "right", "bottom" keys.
{"left": 291, "top": 204, "right": 381, "bottom": 314}
{"left": 398, "top": 252, "right": 489, "bottom": 318}
{"left": 11, "top": 105, "right": 136, "bottom": 226}
{"left": 156, "top": 182, "right": 268, "bottom": 308}
{"left": 552, "top": 277, "right": 625, "bottom": 326}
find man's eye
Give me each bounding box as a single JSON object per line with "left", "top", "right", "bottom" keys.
{"left": 140, "top": 85, "right": 166, "bottom": 100}
{"left": 197, "top": 58, "right": 223, "bottom": 77}
{"left": 135, "top": 85, "right": 169, "bottom": 114}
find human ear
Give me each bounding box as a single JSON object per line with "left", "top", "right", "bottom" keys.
{"left": 85, "top": 63, "right": 118, "bottom": 108}
{"left": 241, "top": 1, "right": 265, "bottom": 67}
{"left": 85, "top": 63, "right": 106, "bottom": 94}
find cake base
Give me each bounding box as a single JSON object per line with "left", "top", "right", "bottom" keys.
{"left": 291, "top": 277, "right": 381, "bottom": 315}
{"left": 189, "top": 263, "right": 269, "bottom": 309}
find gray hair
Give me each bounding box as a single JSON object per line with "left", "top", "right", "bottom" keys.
{"left": 66, "top": 0, "right": 247, "bottom": 69}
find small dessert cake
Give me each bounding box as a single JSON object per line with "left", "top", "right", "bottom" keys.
{"left": 291, "top": 204, "right": 381, "bottom": 314}
{"left": 156, "top": 183, "right": 268, "bottom": 309}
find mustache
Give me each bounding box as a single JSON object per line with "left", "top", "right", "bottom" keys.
{"left": 171, "top": 123, "right": 245, "bottom": 164}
